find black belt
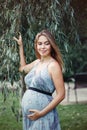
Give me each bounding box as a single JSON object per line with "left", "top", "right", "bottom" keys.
{"left": 28, "top": 87, "right": 52, "bottom": 96}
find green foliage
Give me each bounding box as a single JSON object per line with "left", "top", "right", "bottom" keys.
{"left": 58, "top": 104, "right": 87, "bottom": 130}
{"left": 0, "top": 0, "right": 87, "bottom": 82}
{"left": 0, "top": 81, "right": 22, "bottom": 121}
{"left": 0, "top": 39, "right": 20, "bottom": 82}
{"left": 0, "top": 92, "right": 22, "bottom": 130}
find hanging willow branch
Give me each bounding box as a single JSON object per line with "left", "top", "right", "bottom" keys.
{"left": 0, "top": 0, "right": 86, "bottom": 86}
{"left": 0, "top": 0, "right": 87, "bottom": 121}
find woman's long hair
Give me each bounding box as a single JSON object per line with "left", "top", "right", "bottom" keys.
{"left": 34, "top": 30, "right": 63, "bottom": 70}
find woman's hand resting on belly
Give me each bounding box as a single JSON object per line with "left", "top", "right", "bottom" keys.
{"left": 27, "top": 109, "right": 42, "bottom": 120}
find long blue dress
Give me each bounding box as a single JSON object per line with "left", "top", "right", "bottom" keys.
{"left": 22, "top": 62, "right": 61, "bottom": 130}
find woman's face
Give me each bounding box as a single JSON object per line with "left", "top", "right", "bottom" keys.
{"left": 36, "top": 35, "right": 51, "bottom": 57}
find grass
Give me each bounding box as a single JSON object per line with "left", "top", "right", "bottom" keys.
{"left": 0, "top": 91, "right": 22, "bottom": 130}
{"left": 58, "top": 104, "right": 87, "bottom": 130}
{"left": 0, "top": 91, "right": 87, "bottom": 130}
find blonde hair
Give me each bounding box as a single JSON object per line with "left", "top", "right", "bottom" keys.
{"left": 34, "top": 30, "right": 63, "bottom": 70}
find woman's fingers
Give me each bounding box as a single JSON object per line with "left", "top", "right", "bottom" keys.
{"left": 13, "top": 36, "right": 18, "bottom": 41}
{"left": 13, "top": 33, "right": 22, "bottom": 45}
{"left": 19, "top": 32, "right": 21, "bottom": 35}
{"left": 19, "top": 34, "right": 22, "bottom": 40}
{"left": 13, "top": 32, "right": 22, "bottom": 41}
{"left": 27, "top": 110, "right": 35, "bottom": 120}
{"left": 27, "top": 109, "right": 41, "bottom": 120}
{"left": 29, "top": 109, "right": 36, "bottom": 113}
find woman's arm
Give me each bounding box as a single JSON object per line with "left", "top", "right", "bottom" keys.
{"left": 13, "top": 34, "right": 39, "bottom": 73}
{"left": 40, "top": 61, "right": 65, "bottom": 116}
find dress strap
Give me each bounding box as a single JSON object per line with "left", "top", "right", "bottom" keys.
{"left": 47, "top": 59, "right": 54, "bottom": 68}
{"left": 34, "top": 59, "right": 40, "bottom": 67}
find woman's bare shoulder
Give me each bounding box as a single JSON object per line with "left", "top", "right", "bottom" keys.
{"left": 34, "top": 59, "right": 40, "bottom": 64}
{"left": 49, "top": 60, "right": 61, "bottom": 70}
{"left": 26, "top": 58, "right": 40, "bottom": 69}
{"left": 48, "top": 60, "right": 62, "bottom": 75}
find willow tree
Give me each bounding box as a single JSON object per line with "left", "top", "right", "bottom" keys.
{"left": 0, "top": 0, "right": 82, "bottom": 81}
{"left": 0, "top": 0, "right": 86, "bottom": 105}
{"left": 1, "top": 0, "right": 87, "bottom": 121}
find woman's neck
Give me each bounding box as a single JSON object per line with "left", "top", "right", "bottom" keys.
{"left": 40, "top": 56, "right": 52, "bottom": 63}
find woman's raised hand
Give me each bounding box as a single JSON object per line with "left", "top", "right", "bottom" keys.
{"left": 13, "top": 32, "right": 23, "bottom": 46}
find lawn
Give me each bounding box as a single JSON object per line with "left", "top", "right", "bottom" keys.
{"left": 58, "top": 104, "right": 87, "bottom": 130}
{"left": 0, "top": 92, "right": 87, "bottom": 130}
{"left": 0, "top": 91, "right": 22, "bottom": 130}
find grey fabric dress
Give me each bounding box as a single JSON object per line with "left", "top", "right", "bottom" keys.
{"left": 21, "top": 63, "right": 61, "bottom": 130}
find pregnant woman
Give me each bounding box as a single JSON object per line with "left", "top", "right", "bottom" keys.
{"left": 13, "top": 29, "right": 65, "bottom": 130}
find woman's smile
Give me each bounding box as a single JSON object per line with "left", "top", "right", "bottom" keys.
{"left": 37, "top": 35, "right": 51, "bottom": 57}
{"left": 40, "top": 49, "right": 47, "bottom": 53}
